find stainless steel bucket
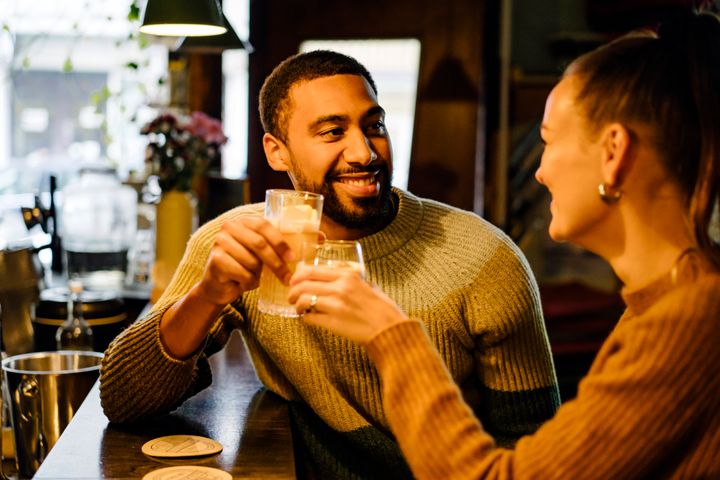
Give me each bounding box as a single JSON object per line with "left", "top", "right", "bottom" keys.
{"left": 1, "top": 351, "right": 103, "bottom": 478}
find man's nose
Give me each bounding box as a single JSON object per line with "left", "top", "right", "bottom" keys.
{"left": 344, "top": 130, "right": 377, "bottom": 165}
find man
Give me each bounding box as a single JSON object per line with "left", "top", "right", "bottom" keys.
{"left": 100, "top": 50, "right": 559, "bottom": 478}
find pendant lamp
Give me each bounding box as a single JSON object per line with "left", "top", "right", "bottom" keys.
{"left": 140, "top": 0, "right": 227, "bottom": 37}
{"left": 178, "top": 14, "right": 253, "bottom": 53}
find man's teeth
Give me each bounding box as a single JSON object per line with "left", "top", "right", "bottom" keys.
{"left": 339, "top": 177, "right": 375, "bottom": 186}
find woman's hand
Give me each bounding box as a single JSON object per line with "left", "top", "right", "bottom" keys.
{"left": 288, "top": 265, "right": 409, "bottom": 344}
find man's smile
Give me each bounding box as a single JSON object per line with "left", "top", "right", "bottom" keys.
{"left": 332, "top": 170, "right": 381, "bottom": 196}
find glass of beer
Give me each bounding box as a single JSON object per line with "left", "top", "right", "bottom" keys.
{"left": 257, "top": 189, "right": 324, "bottom": 317}
{"left": 311, "top": 240, "right": 366, "bottom": 278}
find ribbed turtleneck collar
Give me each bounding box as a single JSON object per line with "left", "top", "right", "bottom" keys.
{"left": 622, "top": 249, "right": 710, "bottom": 316}
{"left": 358, "top": 188, "right": 424, "bottom": 262}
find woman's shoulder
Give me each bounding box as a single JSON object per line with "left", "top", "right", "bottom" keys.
{"left": 646, "top": 270, "right": 720, "bottom": 331}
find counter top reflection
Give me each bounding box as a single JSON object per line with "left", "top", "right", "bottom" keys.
{"left": 32, "top": 332, "right": 296, "bottom": 479}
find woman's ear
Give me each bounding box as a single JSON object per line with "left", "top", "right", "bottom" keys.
{"left": 600, "top": 122, "right": 632, "bottom": 186}
{"left": 263, "top": 133, "right": 291, "bottom": 172}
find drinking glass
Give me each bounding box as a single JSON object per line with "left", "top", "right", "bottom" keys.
{"left": 311, "top": 240, "right": 366, "bottom": 278}
{"left": 256, "top": 189, "right": 324, "bottom": 317}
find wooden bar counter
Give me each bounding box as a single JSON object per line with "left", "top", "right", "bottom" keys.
{"left": 32, "top": 332, "right": 296, "bottom": 479}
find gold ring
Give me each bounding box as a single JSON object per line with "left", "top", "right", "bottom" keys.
{"left": 307, "top": 294, "right": 318, "bottom": 313}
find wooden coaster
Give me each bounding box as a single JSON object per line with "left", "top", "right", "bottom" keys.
{"left": 141, "top": 435, "right": 223, "bottom": 458}
{"left": 142, "top": 465, "right": 232, "bottom": 480}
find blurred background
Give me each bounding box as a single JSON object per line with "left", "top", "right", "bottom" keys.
{"left": 0, "top": 0, "right": 714, "bottom": 400}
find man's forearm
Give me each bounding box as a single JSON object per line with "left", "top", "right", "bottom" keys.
{"left": 159, "top": 283, "right": 227, "bottom": 359}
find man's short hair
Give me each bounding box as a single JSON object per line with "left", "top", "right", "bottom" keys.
{"left": 259, "top": 50, "right": 378, "bottom": 143}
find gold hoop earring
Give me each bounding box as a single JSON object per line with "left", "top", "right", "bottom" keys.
{"left": 598, "top": 183, "right": 622, "bottom": 204}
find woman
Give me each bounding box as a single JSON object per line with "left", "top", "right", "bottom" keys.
{"left": 288, "top": 10, "right": 720, "bottom": 480}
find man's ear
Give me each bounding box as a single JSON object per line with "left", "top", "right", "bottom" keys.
{"left": 263, "top": 132, "right": 291, "bottom": 172}
{"left": 600, "top": 122, "right": 632, "bottom": 186}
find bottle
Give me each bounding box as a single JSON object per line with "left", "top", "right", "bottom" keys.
{"left": 55, "top": 280, "right": 94, "bottom": 351}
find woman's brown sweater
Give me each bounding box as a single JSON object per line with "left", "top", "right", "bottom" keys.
{"left": 367, "top": 252, "right": 720, "bottom": 479}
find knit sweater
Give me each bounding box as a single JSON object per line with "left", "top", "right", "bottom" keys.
{"left": 367, "top": 250, "right": 720, "bottom": 479}
{"left": 100, "top": 188, "right": 559, "bottom": 478}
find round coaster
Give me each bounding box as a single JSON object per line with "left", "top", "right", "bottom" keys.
{"left": 141, "top": 435, "right": 223, "bottom": 458}
{"left": 142, "top": 466, "right": 232, "bottom": 480}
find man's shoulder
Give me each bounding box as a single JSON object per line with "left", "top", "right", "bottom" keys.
{"left": 191, "top": 202, "right": 264, "bottom": 242}
{"left": 399, "top": 189, "right": 511, "bottom": 245}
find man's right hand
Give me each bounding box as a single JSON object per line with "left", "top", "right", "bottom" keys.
{"left": 159, "top": 215, "right": 294, "bottom": 359}
{"left": 196, "top": 215, "right": 296, "bottom": 306}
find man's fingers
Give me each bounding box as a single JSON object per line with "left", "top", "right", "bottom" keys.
{"left": 220, "top": 217, "right": 293, "bottom": 283}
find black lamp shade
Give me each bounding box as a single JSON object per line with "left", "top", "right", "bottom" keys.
{"left": 140, "top": 0, "right": 227, "bottom": 37}
{"left": 178, "top": 14, "right": 253, "bottom": 53}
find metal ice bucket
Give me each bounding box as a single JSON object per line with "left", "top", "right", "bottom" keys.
{"left": 1, "top": 351, "right": 103, "bottom": 478}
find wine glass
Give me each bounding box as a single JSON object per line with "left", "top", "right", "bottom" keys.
{"left": 311, "top": 240, "right": 366, "bottom": 278}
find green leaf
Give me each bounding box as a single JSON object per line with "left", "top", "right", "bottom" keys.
{"left": 137, "top": 33, "right": 149, "bottom": 49}
{"left": 22, "top": 56, "right": 31, "bottom": 69}
{"left": 90, "top": 85, "right": 112, "bottom": 107}
{"left": 128, "top": 2, "right": 140, "bottom": 22}
{"left": 2, "top": 23, "right": 11, "bottom": 33}
{"left": 125, "top": 61, "right": 139, "bottom": 70}
{"left": 62, "top": 57, "right": 73, "bottom": 72}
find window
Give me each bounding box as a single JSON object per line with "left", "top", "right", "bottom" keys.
{"left": 0, "top": 0, "right": 168, "bottom": 189}
{"left": 299, "top": 39, "right": 421, "bottom": 190}
{"left": 0, "top": 0, "right": 168, "bottom": 249}
{"left": 221, "top": 0, "right": 250, "bottom": 179}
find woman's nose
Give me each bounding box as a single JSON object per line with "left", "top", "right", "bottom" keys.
{"left": 535, "top": 163, "right": 545, "bottom": 185}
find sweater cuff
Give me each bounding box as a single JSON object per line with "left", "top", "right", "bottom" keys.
{"left": 100, "top": 307, "right": 203, "bottom": 423}
{"left": 140, "top": 305, "right": 203, "bottom": 366}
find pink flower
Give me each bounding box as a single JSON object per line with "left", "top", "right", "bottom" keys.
{"left": 141, "top": 111, "right": 227, "bottom": 192}
{"left": 187, "top": 111, "right": 228, "bottom": 145}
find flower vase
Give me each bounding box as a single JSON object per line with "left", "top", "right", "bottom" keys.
{"left": 151, "top": 190, "right": 198, "bottom": 303}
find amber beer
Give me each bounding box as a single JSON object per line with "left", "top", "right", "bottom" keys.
{"left": 257, "top": 190, "right": 323, "bottom": 317}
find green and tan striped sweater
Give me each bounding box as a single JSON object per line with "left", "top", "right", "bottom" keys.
{"left": 100, "top": 188, "right": 559, "bottom": 478}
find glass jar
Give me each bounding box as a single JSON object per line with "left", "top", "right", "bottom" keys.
{"left": 60, "top": 165, "right": 137, "bottom": 292}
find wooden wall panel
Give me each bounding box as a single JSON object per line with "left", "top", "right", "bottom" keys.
{"left": 246, "top": 0, "right": 489, "bottom": 212}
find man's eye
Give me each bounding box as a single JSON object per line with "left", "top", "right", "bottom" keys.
{"left": 368, "top": 121, "right": 386, "bottom": 135}
{"left": 321, "top": 128, "right": 344, "bottom": 138}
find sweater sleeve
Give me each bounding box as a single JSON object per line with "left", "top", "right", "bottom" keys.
{"left": 465, "top": 237, "right": 560, "bottom": 445}
{"left": 366, "top": 277, "right": 720, "bottom": 480}
{"left": 99, "top": 304, "right": 211, "bottom": 423}
{"left": 99, "top": 210, "right": 245, "bottom": 423}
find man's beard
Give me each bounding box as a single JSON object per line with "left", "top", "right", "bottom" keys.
{"left": 292, "top": 164, "right": 394, "bottom": 230}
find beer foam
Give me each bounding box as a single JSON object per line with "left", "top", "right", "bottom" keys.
{"left": 278, "top": 204, "right": 319, "bottom": 232}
